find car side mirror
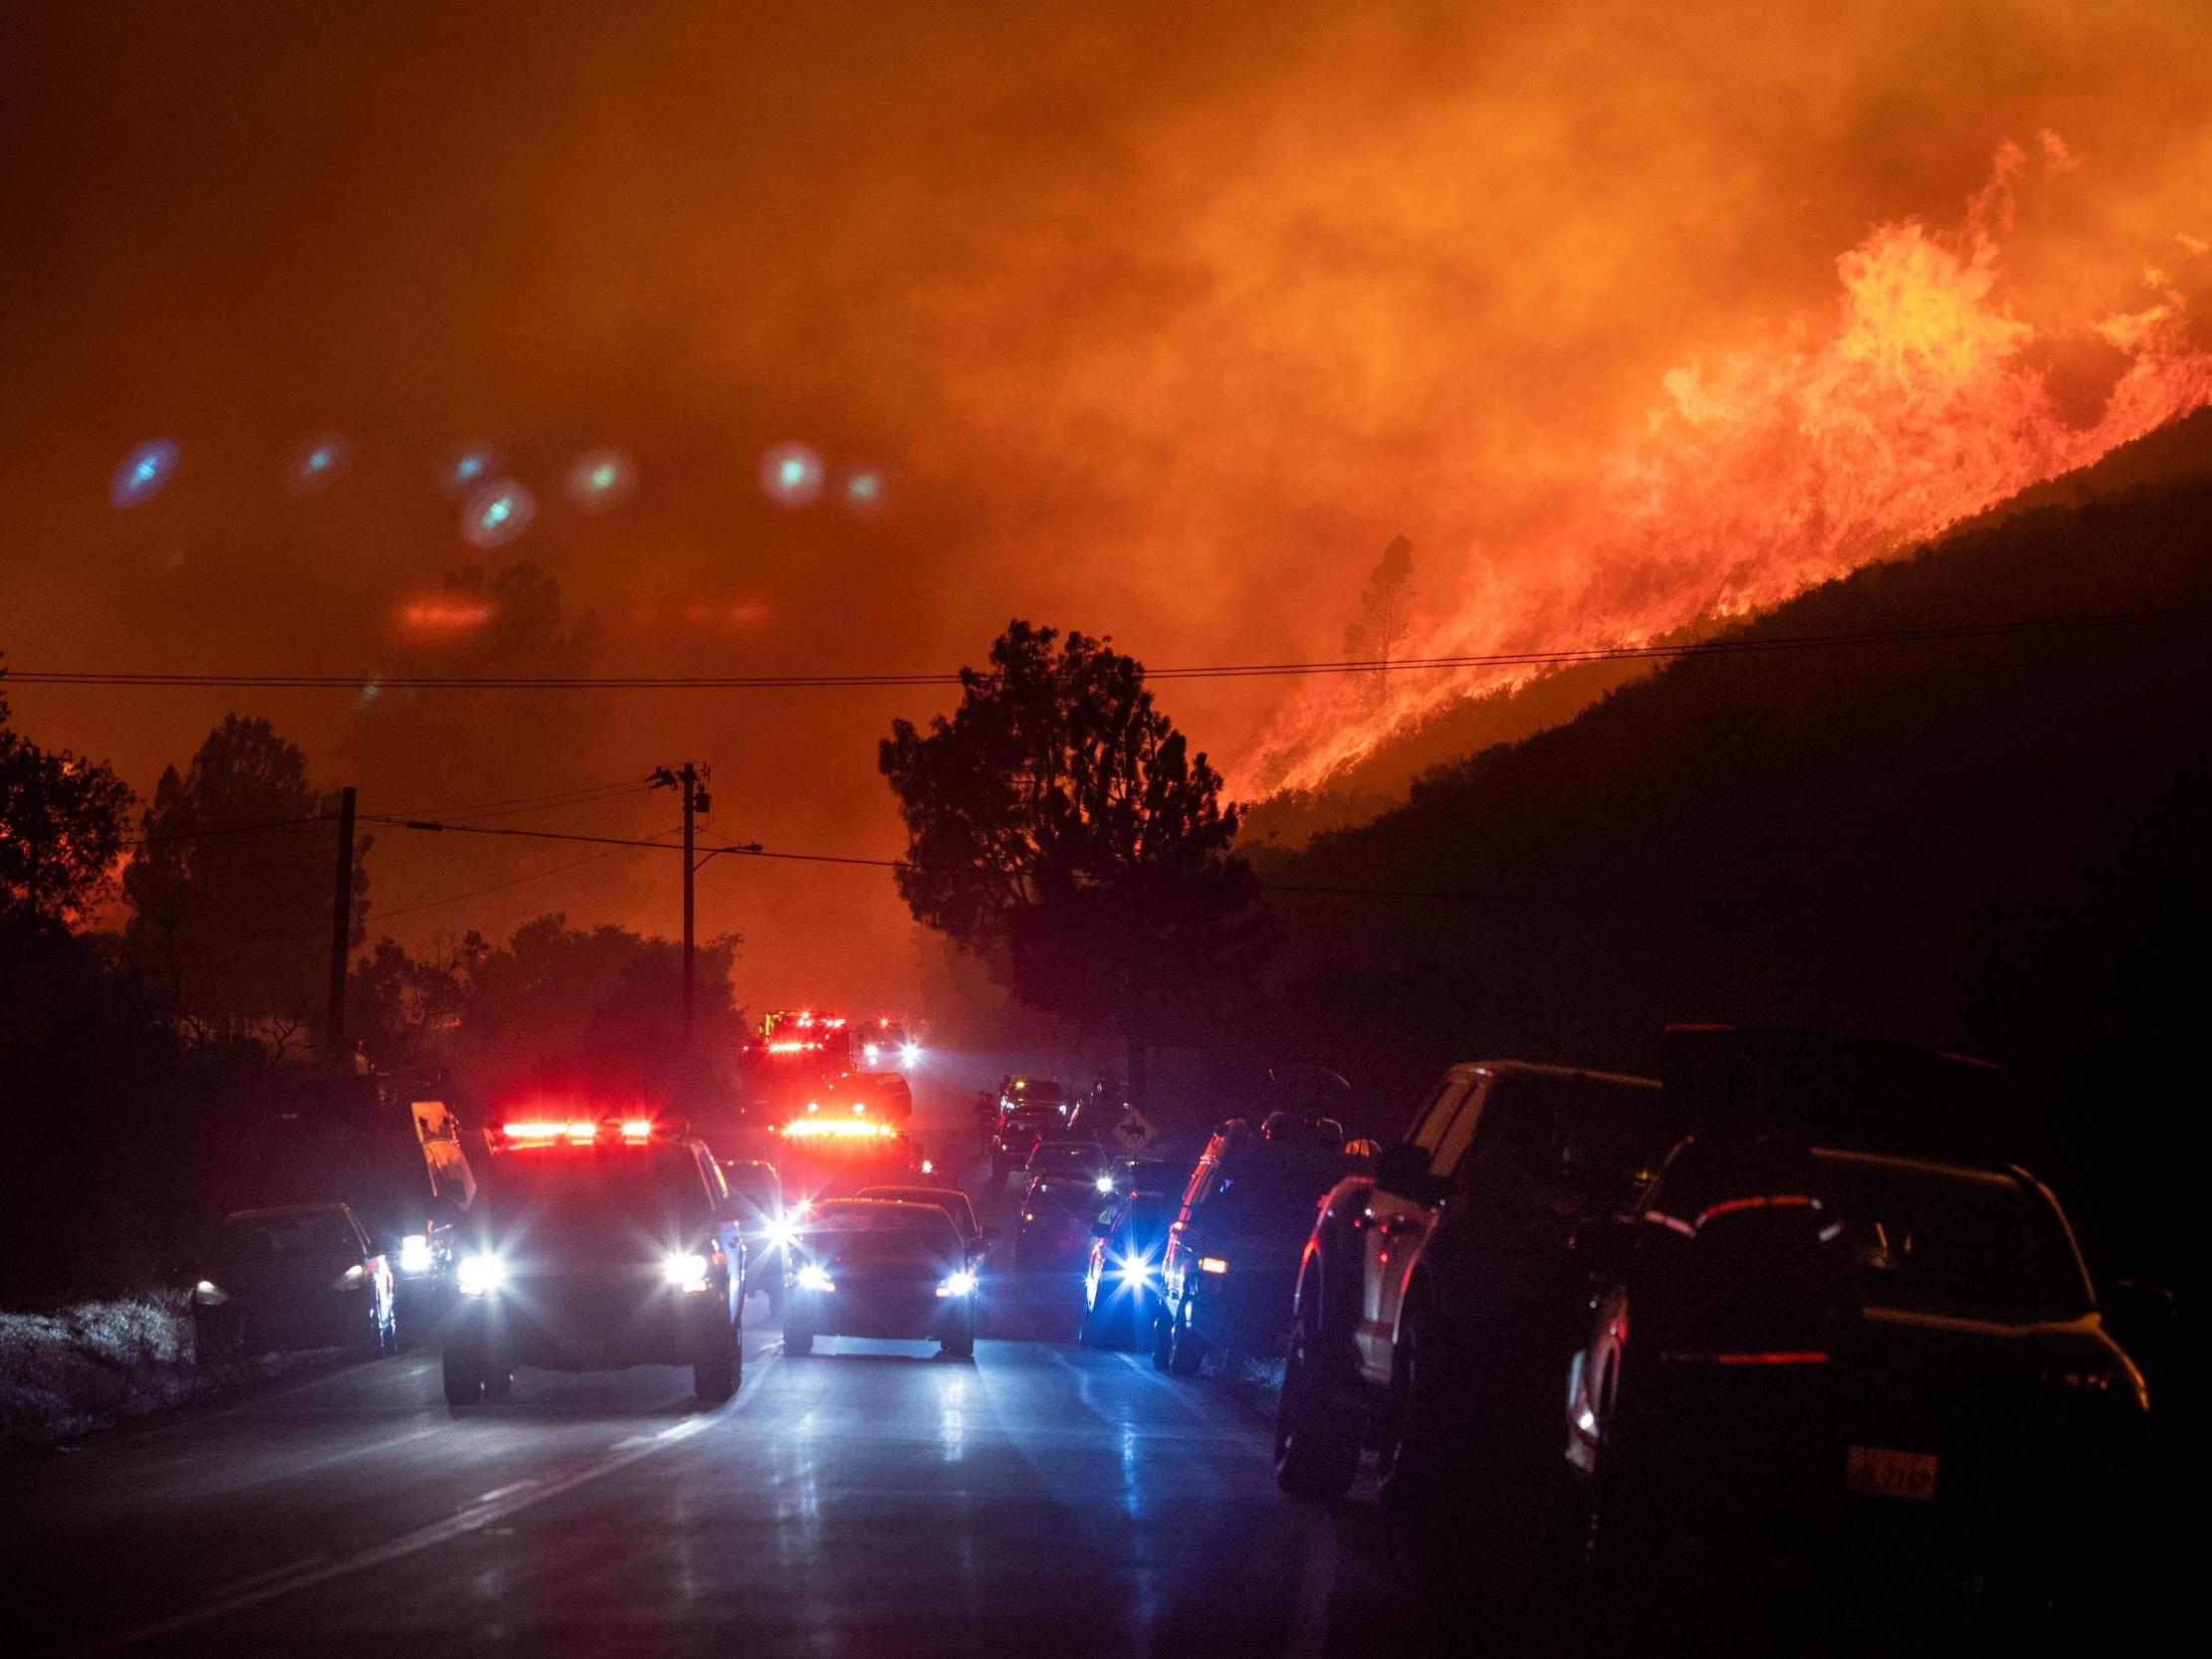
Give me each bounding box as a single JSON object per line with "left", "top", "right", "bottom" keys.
{"left": 1373, "top": 1142, "right": 1443, "bottom": 1201}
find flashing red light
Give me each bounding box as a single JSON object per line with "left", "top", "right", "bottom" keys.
{"left": 620, "top": 1119, "right": 654, "bottom": 1140}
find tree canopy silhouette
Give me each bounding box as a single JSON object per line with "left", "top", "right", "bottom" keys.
{"left": 879, "top": 621, "right": 1269, "bottom": 1101}
{"left": 0, "top": 672, "right": 132, "bottom": 931}
{"left": 123, "top": 714, "right": 367, "bottom": 1041}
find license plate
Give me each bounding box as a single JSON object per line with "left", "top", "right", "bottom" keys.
{"left": 1845, "top": 1445, "right": 1937, "bottom": 1502}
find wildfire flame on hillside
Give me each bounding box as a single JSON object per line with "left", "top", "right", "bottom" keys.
{"left": 1247, "top": 138, "right": 2212, "bottom": 797}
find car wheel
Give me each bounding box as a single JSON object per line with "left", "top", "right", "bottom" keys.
{"left": 1374, "top": 1300, "right": 1460, "bottom": 1513}
{"left": 1276, "top": 1312, "right": 1361, "bottom": 1501}
{"left": 1150, "top": 1301, "right": 1176, "bottom": 1370}
{"left": 1167, "top": 1301, "right": 1206, "bottom": 1376}
{"left": 942, "top": 1316, "right": 976, "bottom": 1359}
{"left": 441, "top": 1347, "right": 486, "bottom": 1410}
{"left": 695, "top": 1317, "right": 740, "bottom": 1404}
{"left": 783, "top": 1320, "right": 813, "bottom": 1356}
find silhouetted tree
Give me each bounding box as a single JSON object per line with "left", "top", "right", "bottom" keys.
{"left": 1344, "top": 533, "right": 1415, "bottom": 713}
{"left": 347, "top": 916, "right": 743, "bottom": 1100}
{"left": 0, "top": 672, "right": 134, "bottom": 930}
{"left": 879, "top": 621, "right": 1270, "bottom": 1105}
{"left": 123, "top": 715, "right": 367, "bottom": 1044}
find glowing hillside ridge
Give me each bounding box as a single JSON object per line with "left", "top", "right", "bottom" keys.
{"left": 1247, "top": 137, "right": 2212, "bottom": 797}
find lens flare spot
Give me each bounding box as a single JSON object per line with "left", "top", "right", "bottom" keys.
{"left": 760, "top": 442, "right": 823, "bottom": 507}
{"left": 463, "top": 480, "right": 536, "bottom": 548}
{"left": 442, "top": 443, "right": 502, "bottom": 496}
{"left": 565, "top": 447, "right": 636, "bottom": 511}
{"left": 288, "top": 432, "right": 352, "bottom": 494}
{"left": 111, "top": 439, "right": 177, "bottom": 509}
{"left": 842, "top": 468, "right": 885, "bottom": 511}
{"left": 397, "top": 598, "right": 495, "bottom": 637}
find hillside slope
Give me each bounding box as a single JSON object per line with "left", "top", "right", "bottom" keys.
{"left": 1253, "top": 473, "right": 2212, "bottom": 1288}
{"left": 1244, "top": 408, "right": 2212, "bottom": 845}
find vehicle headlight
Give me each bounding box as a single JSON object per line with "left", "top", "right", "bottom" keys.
{"left": 1094, "top": 1174, "right": 1116, "bottom": 1194}
{"left": 457, "top": 1254, "right": 505, "bottom": 1297}
{"left": 796, "top": 1263, "right": 835, "bottom": 1293}
{"left": 331, "top": 1263, "right": 367, "bottom": 1291}
{"left": 193, "top": 1279, "right": 229, "bottom": 1307}
{"left": 663, "top": 1252, "right": 713, "bottom": 1294}
{"left": 936, "top": 1270, "right": 978, "bottom": 1298}
{"left": 1116, "top": 1254, "right": 1155, "bottom": 1287}
{"left": 1198, "top": 1256, "right": 1229, "bottom": 1275}
{"left": 763, "top": 1219, "right": 795, "bottom": 1251}
{"left": 398, "top": 1234, "right": 434, "bottom": 1275}
{"left": 901, "top": 1042, "right": 921, "bottom": 1065}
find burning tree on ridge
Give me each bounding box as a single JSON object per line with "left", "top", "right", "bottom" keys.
{"left": 1344, "top": 534, "right": 1414, "bottom": 714}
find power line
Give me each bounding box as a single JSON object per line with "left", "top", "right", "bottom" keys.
{"left": 12, "top": 603, "right": 2211, "bottom": 693}
{"left": 114, "top": 781, "right": 648, "bottom": 851}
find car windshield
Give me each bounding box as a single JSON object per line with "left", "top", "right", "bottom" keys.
{"left": 489, "top": 1148, "right": 706, "bottom": 1233}
{"left": 802, "top": 1202, "right": 963, "bottom": 1259}
{"left": 1031, "top": 1143, "right": 1101, "bottom": 1174}
{"left": 857, "top": 1187, "right": 979, "bottom": 1238}
{"left": 219, "top": 1210, "right": 356, "bottom": 1259}
{"left": 1816, "top": 1150, "right": 2091, "bottom": 1322}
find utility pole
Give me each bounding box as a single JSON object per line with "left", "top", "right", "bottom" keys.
{"left": 651, "top": 763, "right": 713, "bottom": 1050}
{"left": 325, "top": 784, "right": 356, "bottom": 1063}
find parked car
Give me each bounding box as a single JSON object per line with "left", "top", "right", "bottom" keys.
{"left": 192, "top": 1203, "right": 397, "bottom": 1358}
{"left": 251, "top": 1075, "right": 480, "bottom": 1339}
{"left": 442, "top": 1118, "right": 745, "bottom": 1408}
{"left": 783, "top": 1198, "right": 977, "bottom": 1357}
{"left": 1273, "top": 1062, "right": 1673, "bottom": 1511}
{"left": 1566, "top": 1138, "right": 2153, "bottom": 1603}
{"left": 1079, "top": 1190, "right": 1171, "bottom": 1349}
{"left": 1155, "top": 1121, "right": 1350, "bottom": 1375}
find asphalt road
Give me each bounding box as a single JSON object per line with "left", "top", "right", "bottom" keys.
{"left": 2, "top": 1089, "right": 1441, "bottom": 1659}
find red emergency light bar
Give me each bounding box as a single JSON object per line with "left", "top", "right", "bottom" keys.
{"left": 500, "top": 1117, "right": 659, "bottom": 1146}
{"left": 778, "top": 1118, "right": 899, "bottom": 1141}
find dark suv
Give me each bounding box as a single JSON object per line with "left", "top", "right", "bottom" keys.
{"left": 442, "top": 1119, "right": 746, "bottom": 1408}
{"left": 1154, "top": 1121, "right": 1350, "bottom": 1375}
{"left": 1274, "top": 1062, "right": 1672, "bottom": 1510}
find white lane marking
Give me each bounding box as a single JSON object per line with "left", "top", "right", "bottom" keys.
{"left": 79, "top": 1359, "right": 771, "bottom": 1656}
{"left": 1283, "top": 1511, "right": 1340, "bottom": 1659}
{"left": 198, "top": 1556, "right": 331, "bottom": 1603}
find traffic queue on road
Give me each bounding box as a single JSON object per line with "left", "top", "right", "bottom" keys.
{"left": 181, "top": 1022, "right": 2171, "bottom": 1620}
{"left": 987, "top": 1038, "right": 2168, "bottom": 1615}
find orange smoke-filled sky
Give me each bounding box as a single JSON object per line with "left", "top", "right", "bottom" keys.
{"left": 4, "top": 0, "right": 2210, "bottom": 1007}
